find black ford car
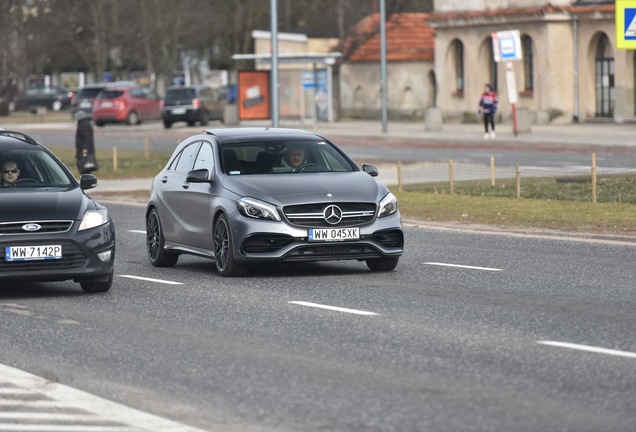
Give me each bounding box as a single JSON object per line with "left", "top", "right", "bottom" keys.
{"left": 0, "top": 131, "right": 115, "bottom": 292}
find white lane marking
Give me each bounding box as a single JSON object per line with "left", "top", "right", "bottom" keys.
{"left": 0, "top": 363, "right": 209, "bottom": 432}
{"left": 0, "top": 426, "right": 133, "bottom": 431}
{"left": 129, "top": 230, "right": 146, "bottom": 234}
{"left": 119, "top": 275, "right": 183, "bottom": 285}
{"left": 0, "top": 411, "right": 108, "bottom": 421}
{"left": 289, "top": 301, "right": 379, "bottom": 316}
{"left": 424, "top": 262, "right": 503, "bottom": 271}
{"left": 537, "top": 341, "right": 636, "bottom": 359}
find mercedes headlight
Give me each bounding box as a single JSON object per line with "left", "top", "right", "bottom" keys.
{"left": 378, "top": 192, "right": 398, "bottom": 218}
{"left": 237, "top": 197, "right": 281, "bottom": 221}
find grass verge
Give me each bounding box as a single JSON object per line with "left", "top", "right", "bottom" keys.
{"left": 391, "top": 189, "right": 636, "bottom": 237}
{"left": 48, "top": 146, "right": 172, "bottom": 179}
{"left": 402, "top": 175, "right": 636, "bottom": 204}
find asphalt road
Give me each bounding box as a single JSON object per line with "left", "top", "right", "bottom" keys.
{"left": 1, "top": 203, "right": 635, "bottom": 431}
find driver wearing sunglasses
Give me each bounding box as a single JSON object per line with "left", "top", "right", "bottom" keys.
{"left": 1, "top": 160, "right": 21, "bottom": 187}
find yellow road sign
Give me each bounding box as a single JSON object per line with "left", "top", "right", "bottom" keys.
{"left": 616, "top": 0, "right": 636, "bottom": 49}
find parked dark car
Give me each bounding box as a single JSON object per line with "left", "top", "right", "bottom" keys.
{"left": 0, "top": 130, "right": 115, "bottom": 292}
{"left": 161, "top": 85, "right": 226, "bottom": 128}
{"left": 11, "top": 86, "right": 72, "bottom": 112}
{"left": 92, "top": 84, "right": 162, "bottom": 126}
{"left": 70, "top": 83, "right": 109, "bottom": 117}
{"left": 146, "top": 127, "right": 403, "bottom": 277}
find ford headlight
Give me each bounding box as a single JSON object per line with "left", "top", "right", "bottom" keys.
{"left": 79, "top": 209, "right": 109, "bottom": 231}
{"left": 378, "top": 192, "right": 398, "bottom": 218}
{"left": 237, "top": 197, "right": 281, "bottom": 221}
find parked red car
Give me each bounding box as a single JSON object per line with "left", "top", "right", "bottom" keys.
{"left": 92, "top": 84, "right": 162, "bottom": 126}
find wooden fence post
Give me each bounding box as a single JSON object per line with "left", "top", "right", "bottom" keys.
{"left": 490, "top": 156, "right": 496, "bottom": 187}
{"left": 449, "top": 159, "right": 454, "bottom": 194}
{"left": 113, "top": 146, "right": 118, "bottom": 172}
{"left": 591, "top": 152, "right": 597, "bottom": 203}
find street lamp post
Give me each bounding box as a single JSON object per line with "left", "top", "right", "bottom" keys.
{"left": 380, "top": 0, "right": 388, "bottom": 133}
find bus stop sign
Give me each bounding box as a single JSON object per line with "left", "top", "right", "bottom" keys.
{"left": 492, "top": 30, "right": 522, "bottom": 62}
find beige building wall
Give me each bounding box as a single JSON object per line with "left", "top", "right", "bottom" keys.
{"left": 306, "top": 38, "right": 339, "bottom": 53}
{"left": 434, "top": 17, "right": 577, "bottom": 124}
{"left": 540, "top": 20, "right": 575, "bottom": 122}
{"left": 254, "top": 32, "right": 310, "bottom": 71}
{"left": 340, "top": 61, "right": 435, "bottom": 120}
{"left": 434, "top": 0, "right": 571, "bottom": 12}
{"left": 577, "top": 16, "right": 635, "bottom": 122}
{"left": 431, "top": 3, "right": 634, "bottom": 124}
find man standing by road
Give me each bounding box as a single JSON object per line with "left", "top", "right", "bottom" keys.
{"left": 478, "top": 83, "right": 498, "bottom": 140}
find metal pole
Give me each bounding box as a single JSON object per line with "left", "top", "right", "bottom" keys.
{"left": 573, "top": 17, "right": 579, "bottom": 122}
{"left": 270, "top": 0, "right": 280, "bottom": 127}
{"left": 312, "top": 63, "right": 318, "bottom": 128}
{"left": 380, "top": 0, "right": 388, "bottom": 132}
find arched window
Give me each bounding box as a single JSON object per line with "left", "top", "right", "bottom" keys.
{"left": 353, "top": 85, "right": 364, "bottom": 108}
{"left": 522, "top": 35, "right": 534, "bottom": 91}
{"left": 451, "top": 39, "right": 464, "bottom": 94}
{"left": 401, "top": 87, "right": 417, "bottom": 110}
{"left": 595, "top": 33, "right": 614, "bottom": 117}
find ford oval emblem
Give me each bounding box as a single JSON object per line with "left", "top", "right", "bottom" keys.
{"left": 22, "top": 223, "right": 42, "bottom": 232}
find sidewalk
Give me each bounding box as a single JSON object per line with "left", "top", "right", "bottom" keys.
{"left": 247, "top": 119, "right": 636, "bottom": 150}
{"left": 6, "top": 117, "right": 635, "bottom": 149}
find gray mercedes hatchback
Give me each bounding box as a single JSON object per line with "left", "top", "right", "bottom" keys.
{"left": 146, "top": 127, "right": 403, "bottom": 276}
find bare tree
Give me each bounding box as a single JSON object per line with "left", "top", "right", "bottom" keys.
{"left": 208, "top": 0, "right": 270, "bottom": 70}
{"left": 0, "top": 0, "right": 433, "bottom": 111}
{"left": 136, "top": 0, "right": 192, "bottom": 90}
{"left": 0, "top": 1, "right": 23, "bottom": 112}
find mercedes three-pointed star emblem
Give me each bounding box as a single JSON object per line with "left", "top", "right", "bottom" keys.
{"left": 323, "top": 205, "right": 343, "bottom": 225}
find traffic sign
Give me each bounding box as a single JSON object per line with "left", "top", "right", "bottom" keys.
{"left": 616, "top": 1, "right": 636, "bottom": 49}
{"left": 492, "top": 30, "right": 522, "bottom": 63}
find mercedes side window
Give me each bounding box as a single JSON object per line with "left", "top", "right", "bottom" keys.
{"left": 193, "top": 142, "right": 214, "bottom": 172}
{"left": 174, "top": 142, "right": 201, "bottom": 173}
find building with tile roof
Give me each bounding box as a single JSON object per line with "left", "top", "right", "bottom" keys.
{"left": 339, "top": 13, "right": 436, "bottom": 120}
{"left": 428, "top": 0, "right": 634, "bottom": 124}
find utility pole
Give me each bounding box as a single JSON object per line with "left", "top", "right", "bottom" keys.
{"left": 380, "top": 0, "right": 388, "bottom": 132}
{"left": 270, "top": 0, "right": 280, "bottom": 127}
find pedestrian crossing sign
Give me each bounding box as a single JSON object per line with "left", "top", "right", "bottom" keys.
{"left": 616, "top": 1, "right": 636, "bottom": 49}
